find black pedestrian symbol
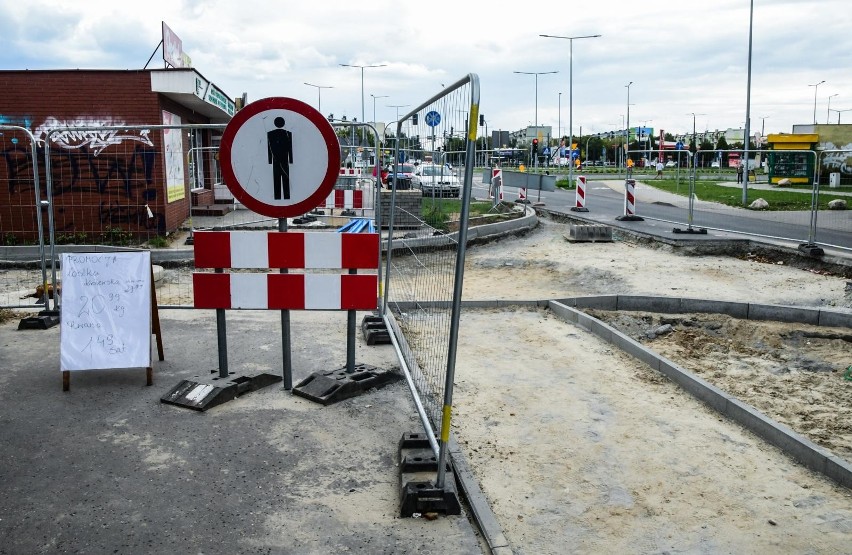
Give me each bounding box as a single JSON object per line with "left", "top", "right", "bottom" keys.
{"left": 267, "top": 116, "right": 294, "bottom": 200}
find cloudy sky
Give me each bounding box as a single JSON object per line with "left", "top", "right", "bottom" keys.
{"left": 2, "top": 0, "right": 850, "bottom": 139}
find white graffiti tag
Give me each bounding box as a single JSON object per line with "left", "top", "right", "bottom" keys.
{"left": 34, "top": 117, "right": 153, "bottom": 156}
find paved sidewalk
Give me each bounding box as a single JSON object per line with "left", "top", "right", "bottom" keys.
{"left": 0, "top": 310, "right": 483, "bottom": 554}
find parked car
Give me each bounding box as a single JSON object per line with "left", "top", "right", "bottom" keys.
{"left": 710, "top": 160, "right": 721, "bottom": 168}
{"left": 412, "top": 164, "right": 461, "bottom": 198}
{"left": 386, "top": 163, "right": 416, "bottom": 189}
{"left": 665, "top": 160, "right": 678, "bottom": 168}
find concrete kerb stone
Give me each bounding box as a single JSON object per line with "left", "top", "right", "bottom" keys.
{"left": 818, "top": 310, "right": 852, "bottom": 328}
{"left": 679, "top": 298, "right": 749, "bottom": 318}
{"left": 616, "top": 295, "right": 681, "bottom": 313}
{"left": 541, "top": 294, "right": 852, "bottom": 490}
{"left": 748, "top": 303, "right": 821, "bottom": 325}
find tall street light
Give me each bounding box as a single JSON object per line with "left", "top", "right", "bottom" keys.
{"left": 827, "top": 94, "right": 839, "bottom": 124}
{"left": 687, "top": 112, "right": 706, "bottom": 167}
{"left": 304, "top": 82, "right": 333, "bottom": 113}
{"left": 513, "top": 70, "right": 558, "bottom": 171}
{"left": 387, "top": 104, "right": 410, "bottom": 159}
{"left": 759, "top": 115, "right": 770, "bottom": 137}
{"left": 558, "top": 92, "right": 562, "bottom": 142}
{"left": 540, "top": 33, "right": 601, "bottom": 187}
{"left": 370, "top": 94, "right": 388, "bottom": 125}
{"left": 340, "top": 63, "right": 387, "bottom": 124}
{"left": 742, "top": 0, "right": 754, "bottom": 205}
{"left": 830, "top": 108, "right": 852, "bottom": 124}
{"left": 808, "top": 80, "right": 825, "bottom": 125}
{"left": 625, "top": 81, "right": 633, "bottom": 176}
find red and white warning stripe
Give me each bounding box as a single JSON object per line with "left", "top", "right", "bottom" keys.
{"left": 192, "top": 231, "right": 379, "bottom": 310}
{"left": 518, "top": 187, "right": 527, "bottom": 202}
{"left": 575, "top": 175, "right": 587, "bottom": 209}
{"left": 193, "top": 231, "right": 378, "bottom": 269}
{"left": 624, "top": 178, "right": 637, "bottom": 216}
{"left": 490, "top": 168, "right": 503, "bottom": 200}
{"left": 339, "top": 167, "right": 362, "bottom": 176}
{"left": 193, "top": 273, "right": 377, "bottom": 310}
{"left": 325, "top": 189, "right": 363, "bottom": 210}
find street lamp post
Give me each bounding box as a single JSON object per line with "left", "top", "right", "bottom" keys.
{"left": 540, "top": 33, "right": 601, "bottom": 188}
{"left": 827, "top": 94, "right": 839, "bottom": 124}
{"left": 513, "top": 70, "right": 558, "bottom": 185}
{"left": 304, "top": 82, "right": 333, "bottom": 113}
{"left": 625, "top": 81, "right": 633, "bottom": 178}
{"left": 558, "top": 92, "right": 562, "bottom": 145}
{"left": 686, "top": 112, "right": 706, "bottom": 166}
{"left": 808, "top": 80, "right": 825, "bottom": 125}
{"left": 339, "top": 63, "right": 387, "bottom": 125}
{"left": 742, "top": 0, "right": 754, "bottom": 205}
{"left": 760, "top": 115, "right": 770, "bottom": 137}
{"left": 830, "top": 108, "right": 852, "bottom": 124}
{"left": 387, "top": 104, "right": 410, "bottom": 160}
{"left": 370, "top": 94, "right": 388, "bottom": 126}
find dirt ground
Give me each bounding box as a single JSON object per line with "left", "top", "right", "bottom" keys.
{"left": 450, "top": 217, "right": 852, "bottom": 554}
{"left": 3, "top": 216, "right": 852, "bottom": 553}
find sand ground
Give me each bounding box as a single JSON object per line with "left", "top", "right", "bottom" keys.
{"left": 450, "top": 218, "right": 852, "bottom": 554}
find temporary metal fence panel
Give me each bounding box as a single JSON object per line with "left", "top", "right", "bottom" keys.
{"left": 0, "top": 125, "right": 50, "bottom": 309}
{"left": 381, "top": 74, "right": 480, "bottom": 488}
{"left": 621, "top": 148, "right": 851, "bottom": 252}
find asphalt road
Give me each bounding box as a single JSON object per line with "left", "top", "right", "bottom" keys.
{"left": 471, "top": 173, "right": 851, "bottom": 251}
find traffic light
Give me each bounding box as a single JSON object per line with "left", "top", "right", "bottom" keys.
{"left": 532, "top": 138, "right": 539, "bottom": 155}
{"left": 479, "top": 114, "right": 485, "bottom": 126}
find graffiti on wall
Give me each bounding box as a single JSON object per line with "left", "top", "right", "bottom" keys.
{"left": 1, "top": 116, "right": 169, "bottom": 239}
{"left": 34, "top": 117, "right": 153, "bottom": 156}
{"left": 820, "top": 142, "right": 852, "bottom": 175}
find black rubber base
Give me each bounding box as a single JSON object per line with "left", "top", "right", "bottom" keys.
{"left": 570, "top": 206, "right": 589, "bottom": 212}
{"left": 361, "top": 314, "right": 391, "bottom": 345}
{"left": 672, "top": 226, "right": 708, "bottom": 234}
{"left": 798, "top": 243, "right": 825, "bottom": 257}
{"left": 18, "top": 310, "right": 60, "bottom": 330}
{"left": 160, "top": 371, "right": 282, "bottom": 411}
{"left": 398, "top": 432, "right": 461, "bottom": 517}
{"left": 615, "top": 214, "right": 645, "bottom": 222}
{"left": 292, "top": 364, "right": 401, "bottom": 406}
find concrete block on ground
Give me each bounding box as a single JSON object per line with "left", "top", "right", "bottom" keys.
{"left": 573, "top": 295, "right": 618, "bottom": 310}
{"left": 825, "top": 455, "right": 852, "bottom": 490}
{"left": 658, "top": 357, "right": 731, "bottom": 414}
{"left": 547, "top": 301, "right": 580, "bottom": 324}
{"left": 617, "top": 295, "right": 681, "bottom": 313}
{"left": 725, "top": 398, "right": 828, "bottom": 469}
{"left": 679, "top": 298, "right": 749, "bottom": 318}
{"left": 817, "top": 309, "right": 852, "bottom": 329}
{"left": 610, "top": 331, "right": 661, "bottom": 371}
{"left": 564, "top": 224, "right": 613, "bottom": 243}
{"left": 748, "top": 304, "right": 820, "bottom": 325}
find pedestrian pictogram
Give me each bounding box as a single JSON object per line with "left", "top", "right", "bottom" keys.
{"left": 220, "top": 97, "right": 340, "bottom": 218}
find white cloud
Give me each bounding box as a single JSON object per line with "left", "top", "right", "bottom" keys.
{"left": 2, "top": 0, "right": 850, "bottom": 136}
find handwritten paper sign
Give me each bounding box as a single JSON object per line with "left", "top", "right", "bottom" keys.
{"left": 60, "top": 252, "right": 152, "bottom": 371}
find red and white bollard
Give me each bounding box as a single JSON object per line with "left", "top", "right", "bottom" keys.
{"left": 616, "top": 178, "right": 644, "bottom": 221}
{"left": 490, "top": 168, "right": 503, "bottom": 201}
{"left": 570, "top": 175, "right": 589, "bottom": 212}
{"left": 517, "top": 187, "right": 527, "bottom": 203}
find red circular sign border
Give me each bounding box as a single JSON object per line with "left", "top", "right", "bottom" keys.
{"left": 219, "top": 97, "right": 340, "bottom": 218}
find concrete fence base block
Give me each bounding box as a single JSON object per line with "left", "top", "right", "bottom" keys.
{"left": 564, "top": 224, "right": 613, "bottom": 243}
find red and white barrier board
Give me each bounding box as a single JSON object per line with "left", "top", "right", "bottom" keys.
{"left": 193, "top": 273, "right": 377, "bottom": 310}
{"left": 193, "top": 231, "right": 378, "bottom": 269}
{"left": 192, "top": 231, "right": 379, "bottom": 310}
{"left": 325, "top": 189, "right": 363, "bottom": 210}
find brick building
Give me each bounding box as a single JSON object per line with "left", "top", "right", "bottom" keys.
{"left": 0, "top": 68, "right": 234, "bottom": 242}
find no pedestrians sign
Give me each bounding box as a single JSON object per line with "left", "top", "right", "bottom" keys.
{"left": 220, "top": 97, "right": 340, "bottom": 218}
